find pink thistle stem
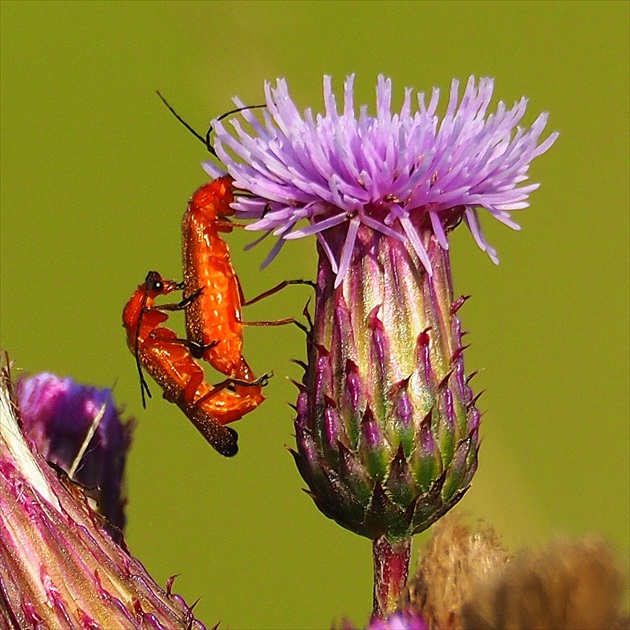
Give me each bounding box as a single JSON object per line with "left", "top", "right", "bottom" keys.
{"left": 371, "top": 535, "right": 412, "bottom": 620}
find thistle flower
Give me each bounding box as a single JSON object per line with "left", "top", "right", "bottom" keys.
{"left": 17, "top": 372, "right": 132, "bottom": 537}
{"left": 205, "top": 75, "right": 557, "bottom": 618}
{"left": 0, "top": 362, "right": 206, "bottom": 629}
{"left": 204, "top": 75, "right": 557, "bottom": 286}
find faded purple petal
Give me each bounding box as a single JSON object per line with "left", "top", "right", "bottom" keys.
{"left": 17, "top": 373, "right": 132, "bottom": 536}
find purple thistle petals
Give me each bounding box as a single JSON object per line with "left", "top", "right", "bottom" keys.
{"left": 201, "top": 159, "right": 226, "bottom": 180}
{"left": 209, "top": 75, "right": 556, "bottom": 285}
{"left": 430, "top": 211, "right": 449, "bottom": 250}
{"left": 259, "top": 230, "right": 290, "bottom": 270}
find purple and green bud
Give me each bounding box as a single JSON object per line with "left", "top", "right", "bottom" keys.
{"left": 292, "top": 228, "right": 479, "bottom": 542}
{"left": 0, "top": 364, "right": 206, "bottom": 629}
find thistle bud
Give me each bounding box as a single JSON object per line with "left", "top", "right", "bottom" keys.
{"left": 292, "top": 227, "right": 479, "bottom": 541}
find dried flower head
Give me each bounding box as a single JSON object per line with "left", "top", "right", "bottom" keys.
{"left": 400, "top": 517, "right": 628, "bottom": 630}
{"left": 461, "top": 536, "right": 628, "bottom": 630}
{"left": 402, "top": 516, "right": 510, "bottom": 629}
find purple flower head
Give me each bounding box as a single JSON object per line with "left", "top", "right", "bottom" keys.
{"left": 17, "top": 373, "right": 132, "bottom": 535}
{"left": 204, "top": 75, "right": 557, "bottom": 287}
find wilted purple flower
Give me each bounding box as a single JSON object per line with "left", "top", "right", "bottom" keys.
{"left": 205, "top": 75, "right": 556, "bottom": 618}
{"left": 17, "top": 373, "right": 132, "bottom": 536}
{"left": 0, "top": 364, "right": 206, "bottom": 629}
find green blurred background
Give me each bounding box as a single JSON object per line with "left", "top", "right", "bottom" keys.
{"left": 1, "top": 1, "right": 628, "bottom": 627}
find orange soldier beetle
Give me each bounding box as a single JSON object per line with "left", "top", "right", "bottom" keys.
{"left": 122, "top": 271, "right": 269, "bottom": 457}
{"left": 181, "top": 176, "right": 311, "bottom": 381}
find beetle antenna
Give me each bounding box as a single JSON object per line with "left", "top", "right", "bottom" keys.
{"left": 156, "top": 90, "right": 265, "bottom": 158}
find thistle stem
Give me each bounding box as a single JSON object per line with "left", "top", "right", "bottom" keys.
{"left": 371, "top": 535, "right": 412, "bottom": 620}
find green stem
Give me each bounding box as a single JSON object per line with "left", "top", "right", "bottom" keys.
{"left": 371, "top": 535, "right": 412, "bottom": 620}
